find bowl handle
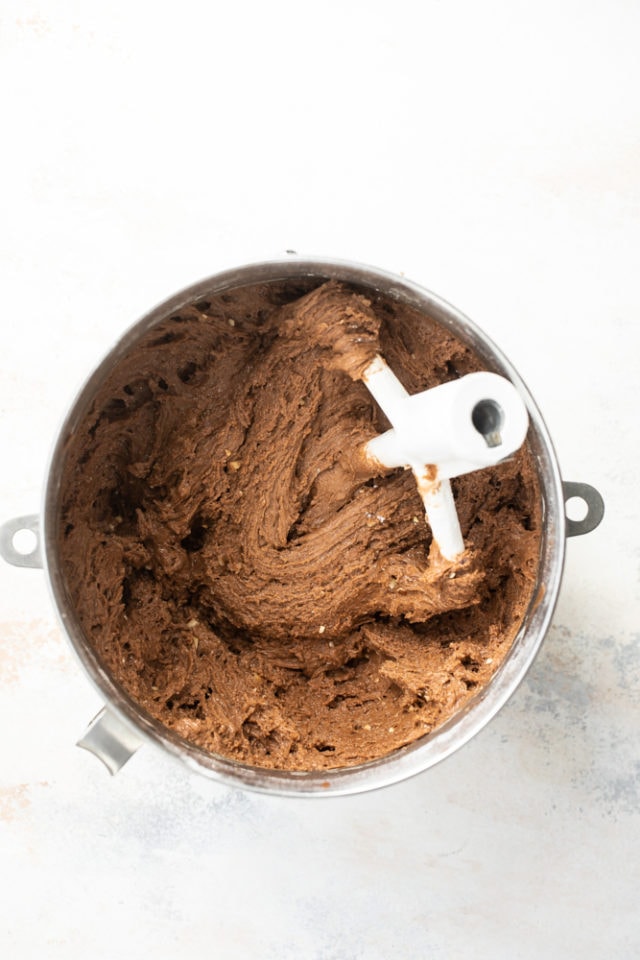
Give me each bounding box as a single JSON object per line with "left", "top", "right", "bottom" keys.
{"left": 77, "top": 707, "right": 143, "bottom": 775}
{"left": 0, "top": 514, "right": 42, "bottom": 568}
{"left": 562, "top": 482, "right": 605, "bottom": 537}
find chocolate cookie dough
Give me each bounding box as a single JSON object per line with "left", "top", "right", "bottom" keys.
{"left": 59, "top": 279, "right": 541, "bottom": 770}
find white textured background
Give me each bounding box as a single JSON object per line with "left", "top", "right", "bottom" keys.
{"left": 1, "top": 2, "right": 638, "bottom": 957}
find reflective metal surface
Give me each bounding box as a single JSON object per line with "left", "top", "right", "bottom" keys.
{"left": 24, "top": 259, "right": 602, "bottom": 794}
{"left": 0, "top": 514, "right": 42, "bottom": 569}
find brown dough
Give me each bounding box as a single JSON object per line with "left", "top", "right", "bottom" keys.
{"left": 59, "top": 279, "right": 541, "bottom": 770}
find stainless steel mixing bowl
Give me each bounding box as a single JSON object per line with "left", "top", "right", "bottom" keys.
{"left": 0, "top": 258, "right": 604, "bottom": 796}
